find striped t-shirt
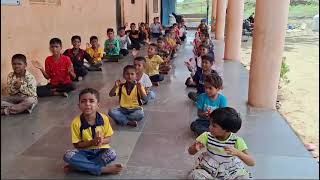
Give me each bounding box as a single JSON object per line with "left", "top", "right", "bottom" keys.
{"left": 196, "top": 132, "right": 248, "bottom": 162}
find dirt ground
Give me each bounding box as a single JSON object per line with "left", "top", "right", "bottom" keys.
{"left": 241, "top": 18, "right": 319, "bottom": 158}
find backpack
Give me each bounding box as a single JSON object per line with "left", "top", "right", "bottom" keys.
{"left": 118, "top": 84, "right": 142, "bottom": 106}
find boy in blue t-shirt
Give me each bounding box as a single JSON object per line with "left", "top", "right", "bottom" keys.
{"left": 187, "top": 55, "right": 218, "bottom": 102}
{"left": 190, "top": 72, "right": 227, "bottom": 136}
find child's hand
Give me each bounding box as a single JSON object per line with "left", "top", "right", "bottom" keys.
{"left": 207, "top": 107, "right": 213, "bottom": 115}
{"left": 86, "top": 43, "right": 91, "bottom": 49}
{"left": 96, "top": 131, "right": 103, "bottom": 146}
{"left": 68, "top": 66, "right": 74, "bottom": 74}
{"left": 136, "top": 81, "right": 142, "bottom": 89}
{"left": 195, "top": 142, "right": 205, "bottom": 151}
{"left": 115, "top": 80, "right": 124, "bottom": 87}
{"left": 224, "top": 146, "right": 240, "bottom": 156}
{"left": 184, "top": 61, "right": 192, "bottom": 68}
{"left": 31, "top": 60, "right": 43, "bottom": 70}
{"left": 13, "top": 79, "right": 22, "bottom": 89}
{"left": 131, "top": 48, "right": 138, "bottom": 57}
{"left": 124, "top": 22, "right": 128, "bottom": 27}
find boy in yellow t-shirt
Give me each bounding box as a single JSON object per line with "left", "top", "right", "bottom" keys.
{"left": 63, "top": 88, "right": 123, "bottom": 176}
{"left": 145, "top": 43, "right": 165, "bottom": 86}
{"left": 108, "top": 65, "right": 147, "bottom": 127}
{"left": 86, "top": 36, "right": 103, "bottom": 69}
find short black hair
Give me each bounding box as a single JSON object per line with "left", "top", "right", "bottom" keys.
{"left": 123, "top": 64, "right": 136, "bottom": 75}
{"left": 173, "top": 23, "right": 177, "bottom": 26}
{"left": 107, "top": 28, "right": 114, "bottom": 33}
{"left": 71, "top": 35, "right": 81, "bottom": 42}
{"left": 157, "top": 37, "right": 165, "bottom": 42}
{"left": 201, "top": 55, "right": 215, "bottom": 64}
{"left": 209, "top": 107, "right": 242, "bottom": 133}
{"left": 49, "top": 38, "right": 62, "bottom": 46}
{"left": 202, "top": 32, "right": 210, "bottom": 38}
{"left": 149, "top": 43, "right": 158, "bottom": 51}
{"left": 118, "top": 27, "right": 125, "bottom": 31}
{"left": 90, "top": 36, "right": 98, "bottom": 42}
{"left": 204, "top": 72, "right": 223, "bottom": 89}
{"left": 79, "top": 88, "right": 100, "bottom": 102}
{"left": 130, "top": 23, "right": 136, "bottom": 26}
{"left": 134, "top": 56, "right": 146, "bottom": 63}
{"left": 11, "top": 54, "right": 27, "bottom": 64}
{"left": 140, "top": 22, "right": 145, "bottom": 26}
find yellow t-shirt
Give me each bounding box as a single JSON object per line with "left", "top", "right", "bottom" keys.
{"left": 115, "top": 84, "right": 146, "bottom": 109}
{"left": 86, "top": 47, "right": 104, "bottom": 63}
{"left": 145, "top": 55, "right": 164, "bottom": 76}
{"left": 71, "top": 112, "right": 113, "bottom": 149}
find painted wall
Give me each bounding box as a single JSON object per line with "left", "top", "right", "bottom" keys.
{"left": 1, "top": 0, "right": 117, "bottom": 94}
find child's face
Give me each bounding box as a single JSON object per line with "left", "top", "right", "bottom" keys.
{"left": 79, "top": 93, "right": 99, "bottom": 116}
{"left": 157, "top": 40, "right": 165, "bottom": 48}
{"left": 119, "top": 29, "right": 125, "bottom": 36}
{"left": 72, "top": 38, "right": 81, "bottom": 49}
{"left": 107, "top": 31, "right": 115, "bottom": 40}
{"left": 134, "top": 60, "right": 145, "bottom": 73}
{"left": 147, "top": 46, "right": 157, "bottom": 56}
{"left": 209, "top": 122, "right": 228, "bottom": 137}
{"left": 90, "top": 39, "right": 98, "bottom": 48}
{"left": 131, "top": 25, "right": 136, "bottom": 30}
{"left": 199, "top": 47, "right": 209, "bottom": 56}
{"left": 204, "top": 83, "right": 220, "bottom": 97}
{"left": 124, "top": 68, "right": 137, "bottom": 82}
{"left": 201, "top": 59, "right": 213, "bottom": 71}
{"left": 49, "top": 43, "right": 62, "bottom": 56}
{"left": 200, "top": 34, "right": 206, "bottom": 41}
{"left": 145, "top": 23, "right": 149, "bottom": 28}
{"left": 12, "top": 59, "right": 26, "bottom": 75}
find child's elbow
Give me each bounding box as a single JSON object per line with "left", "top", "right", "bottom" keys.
{"left": 247, "top": 160, "right": 255, "bottom": 166}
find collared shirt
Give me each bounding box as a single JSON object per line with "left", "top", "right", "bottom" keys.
{"left": 63, "top": 48, "right": 93, "bottom": 67}
{"left": 145, "top": 55, "right": 164, "bottom": 76}
{"left": 45, "top": 55, "right": 73, "bottom": 86}
{"left": 104, "top": 39, "right": 120, "bottom": 56}
{"left": 115, "top": 84, "right": 146, "bottom": 109}
{"left": 71, "top": 112, "right": 113, "bottom": 149}
{"left": 7, "top": 71, "right": 37, "bottom": 97}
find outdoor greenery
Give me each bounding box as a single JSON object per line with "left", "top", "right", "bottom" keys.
{"left": 280, "top": 57, "right": 290, "bottom": 85}
{"left": 176, "top": 0, "right": 319, "bottom": 18}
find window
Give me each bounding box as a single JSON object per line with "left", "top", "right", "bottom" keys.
{"left": 1, "top": 0, "right": 20, "bottom": 5}
{"left": 153, "top": 0, "right": 158, "bottom": 13}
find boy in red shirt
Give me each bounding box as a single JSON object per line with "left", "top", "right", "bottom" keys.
{"left": 33, "top": 38, "right": 76, "bottom": 97}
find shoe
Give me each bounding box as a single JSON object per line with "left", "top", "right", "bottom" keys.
{"left": 127, "top": 121, "right": 138, "bottom": 127}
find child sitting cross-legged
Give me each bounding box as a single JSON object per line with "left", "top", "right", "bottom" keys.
{"left": 187, "top": 55, "right": 218, "bottom": 102}
{"left": 85, "top": 36, "right": 104, "bottom": 70}
{"left": 117, "top": 27, "right": 131, "bottom": 57}
{"left": 188, "top": 107, "right": 255, "bottom": 179}
{"left": 33, "top": 38, "right": 76, "bottom": 97}
{"left": 104, "top": 28, "right": 121, "bottom": 62}
{"left": 133, "top": 56, "right": 156, "bottom": 104}
{"left": 108, "top": 65, "right": 147, "bottom": 127}
{"left": 157, "top": 37, "right": 172, "bottom": 75}
{"left": 63, "top": 88, "right": 123, "bottom": 176}
{"left": 64, "top": 35, "right": 100, "bottom": 81}
{"left": 190, "top": 73, "right": 227, "bottom": 136}
{"left": 1, "top": 54, "right": 38, "bottom": 115}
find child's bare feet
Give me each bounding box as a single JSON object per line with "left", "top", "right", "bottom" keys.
{"left": 101, "top": 164, "right": 123, "bottom": 174}
{"left": 127, "top": 121, "right": 138, "bottom": 127}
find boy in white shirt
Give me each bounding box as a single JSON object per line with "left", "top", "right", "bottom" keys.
{"left": 117, "top": 27, "right": 131, "bottom": 56}
{"left": 133, "top": 56, "right": 155, "bottom": 104}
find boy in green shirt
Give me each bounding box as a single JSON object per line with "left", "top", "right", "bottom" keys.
{"left": 104, "top": 28, "right": 120, "bottom": 62}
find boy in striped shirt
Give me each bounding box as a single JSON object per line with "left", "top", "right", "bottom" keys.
{"left": 188, "top": 107, "right": 255, "bottom": 179}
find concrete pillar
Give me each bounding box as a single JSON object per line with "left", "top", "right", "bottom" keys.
{"left": 215, "top": 0, "right": 227, "bottom": 40}
{"left": 248, "top": 0, "right": 290, "bottom": 109}
{"left": 211, "top": 0, "right": 217, "bottom": 32}
{"left": 224, "top": 0, "right": 244, "bottom": 61}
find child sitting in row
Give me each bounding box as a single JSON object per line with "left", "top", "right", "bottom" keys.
{"left": 33, "top": 38, "right": 76, "bottom": 97}
{"left": 145, "top": 43, "right": 166, "bottom": 86}
{"left": 150, "top": 17, "right": 163, "bottom": 38}
{"left": 108, "top": 65, "right": 147, "bottom": 127}
{"left": 157, "top": 37, "right": 172, "bottom": 74}
{"left": 133, "top": 56, "right": 156, "bottom": 104}
{"left": 104, "top": 28, "right": 121, "bottom": 62}
{"left": 188, "top": 107, "right": 254, "bottom": 179}
{"left": 186, "top": 55, "right": 218, "bottom": 102}
{"left": 86, "top": 36, "right": 104, "bottom": 69}
{"left": 185, "top": 44, "right": 211, "bottom": 79}
{"left": 128, "top": 23, "right": 141, "bottom": 50}
{"left": 63, "top": 88, "right": 123, "bottom": 175}
{"left": 63, "top": 35, "right": 99, "bottom": 81}
{"left": 117, "top": 27, "right": 131, "bottom": 57}
{"left": 1, "top": 54, "right": 38, "bottom": 115}
{"left": 190, "top": 72, "right": 227, "bottom": 136}
{"left": 138, "top": 22, "right": 148, "bottom": 45}
{"left": 178, "top": 21, "right": 187, "bottom": 42}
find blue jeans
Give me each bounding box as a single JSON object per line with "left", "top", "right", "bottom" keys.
{"left": 108, "top": 107, "right": 144, "bottom": 126}
{"left": 143, "top": 91, "right": 156, "bottom": 104}
{"left": 190, "top": 118, "right": 210, "bottom": 136}
{"left": 63, "top": 148, "right": 116, "bottom": 176}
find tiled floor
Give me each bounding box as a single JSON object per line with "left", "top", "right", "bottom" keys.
{"left": 1, "top": 33, "right": 319, "bottom": 179}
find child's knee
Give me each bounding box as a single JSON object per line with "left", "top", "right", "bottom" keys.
{"left": 101, "top": 148, "right": 117, "bottom": 165}
{"left": 188, "top": 169, "right": 213, "bottom": 179}
{"left": 63, "top": 149, "right": 79, "bottom": 163}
